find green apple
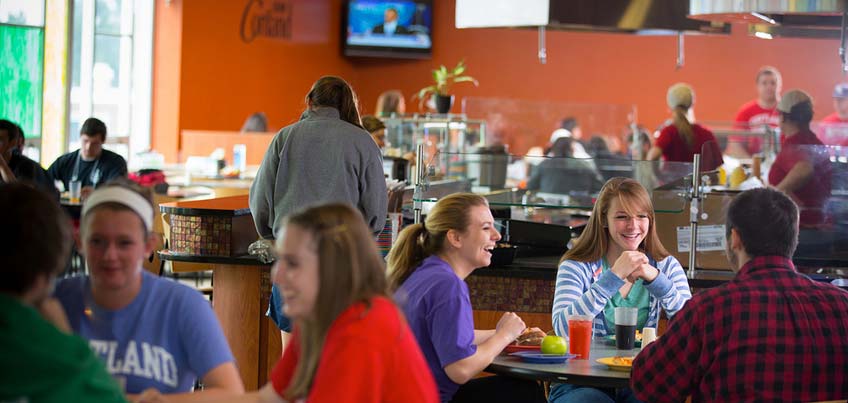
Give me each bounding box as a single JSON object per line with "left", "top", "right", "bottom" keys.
{"left": 540, "top": 335, "right": 568, "bottom": 355}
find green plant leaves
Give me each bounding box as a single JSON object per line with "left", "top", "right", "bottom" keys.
{"left": 416, "top": 60, "right": 477, "bottom": 100}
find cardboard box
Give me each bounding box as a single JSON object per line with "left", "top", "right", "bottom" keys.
{"left": 653, "top": 191, "right": 737, "bottom": 270}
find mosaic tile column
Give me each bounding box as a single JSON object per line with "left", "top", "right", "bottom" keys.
{"left": 466, "top": 275, "right": 554, "bottom": 314}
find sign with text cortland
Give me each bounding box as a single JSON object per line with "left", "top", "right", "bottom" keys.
{"left": 240, "top": 0, "right": 330, "bottom": 44}
{"left": 241, "top": 0, "right": 293, "bottom": 43}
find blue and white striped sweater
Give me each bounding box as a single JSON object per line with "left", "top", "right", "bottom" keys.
{"left": 551, "top": 255, "right": 692, "bottom": 338}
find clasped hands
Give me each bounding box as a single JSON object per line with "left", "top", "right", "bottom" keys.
{"left": 610, "top": 251, "right": 659, "bottom": 284}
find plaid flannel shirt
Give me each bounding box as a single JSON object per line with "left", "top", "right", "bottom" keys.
{"left": 631, "top": 255, "right": 848, "bottom": 403}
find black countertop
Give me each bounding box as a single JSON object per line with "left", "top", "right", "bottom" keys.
{"left": 473, "top": 255, "right": 848, "bottom": 289}
{"left": 158, "top": 250, "right": 847, "bottom": 289}
{"left": 158, "top": 250, "right": 272, "bottom": 266}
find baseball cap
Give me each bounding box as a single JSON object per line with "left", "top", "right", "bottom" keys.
{"left": 834, "top": 83, "right": 848, "bottom": 98}
{"left": 777, "top": 89, "right": 812, "bottom": 113}
{"left": 549, "top": 128, "right": 572, "bottom": 143}
{"left": 667, "top": 83, "right": 694, "bottom": 109}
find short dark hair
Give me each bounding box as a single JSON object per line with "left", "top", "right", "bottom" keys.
{"left": 547, "top": 137, "right": 574, "bottom": 158}
{"left": 560, "top": 117, "right": 578, "bottom": 131}
{"left": 0, "top": 119, "right": 19, "bottom": 142}
{"left": 0, "top": 183, "right": 71, "bottom": 295}
{"left": 80, "top": 117, "right": 107, "bottom": 140}
{"left": 587, "top": 136, "right": 610, "bottom": 157}
{"left": 726, "top": 188, "right": 798, "bottom": 258}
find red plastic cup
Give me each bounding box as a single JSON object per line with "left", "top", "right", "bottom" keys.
{"left": 567, "top": 315, "right": 593, "bottom": 359}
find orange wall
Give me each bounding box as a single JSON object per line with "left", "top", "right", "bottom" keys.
{"left": 354, "top": 0, "right": 846, "bottom": 153}
{"left": 152, "top": 0, "right": 183, "bottom": 162}
{"left": 153, "top": 0, "right": 357, "bottom": 161}
{"left": 153, "top": 0, "right": 847, "bottom": 159}
{"left": 179, "top": 0, "right": 356, "bottom": 132}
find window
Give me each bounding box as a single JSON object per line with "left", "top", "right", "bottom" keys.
{"left": 69, "top": 0, "right": 152, "bottom": 163}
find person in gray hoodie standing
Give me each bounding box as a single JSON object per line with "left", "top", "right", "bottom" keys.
{"left": 250, "top": 75, "right": 388, "bottom": 347}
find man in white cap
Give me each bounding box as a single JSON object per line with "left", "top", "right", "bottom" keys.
{"left": 768, "top": 89, "right": 831, "bottom": 229}
{"left": 726, "top": 66, "right": 782, "bottom": 159}
{"left": 819, "top": 83, "right": 848, "bottom": 146}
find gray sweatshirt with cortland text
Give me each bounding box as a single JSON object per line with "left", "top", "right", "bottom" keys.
{"left": 249, "top": 107, "right": 388, "bottom": 239}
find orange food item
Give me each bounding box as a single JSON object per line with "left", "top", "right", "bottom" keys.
{"left": 612, "top": 356, "right": 634, "bottom": 366}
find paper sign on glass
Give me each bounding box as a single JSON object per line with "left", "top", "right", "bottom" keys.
{"left": 676, "top": 225, "right": 726, "bottom": 252}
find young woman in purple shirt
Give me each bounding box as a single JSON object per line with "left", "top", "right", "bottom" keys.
{"left": 388, "top": 193, "right": 546, "bottom": 403}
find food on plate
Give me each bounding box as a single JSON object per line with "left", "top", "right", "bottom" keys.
{"left": 540, "top": 335, "right": 568, "bottom": 355}
{"left": 611, "top": 356, "right": 634, "bottom": 366}
{"left": 514, "top": 327, "right": 547, "bottom": 346}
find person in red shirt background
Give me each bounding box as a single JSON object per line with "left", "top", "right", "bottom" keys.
{"left": 220, "top": 203, "right": 438, "bottom": 403}
{"left": 647, "top": 83, "right": 723, "bottom": 171}
{"left": 726, "top": 66, "right": 782, "bottom": 159}
{"left": 818, "top": 83, "right": 848, "bottom": 146}
{"left": 768, "top": 89, "right": 831, "bottom": 229}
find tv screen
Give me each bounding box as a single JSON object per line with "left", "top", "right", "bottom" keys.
{"left": 343, "top": 0, "right": 433, "bottom": 59}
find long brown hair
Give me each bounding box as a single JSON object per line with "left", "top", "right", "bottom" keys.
{"left": 387, "top": 193, "right": 488, "bottom": 291}
{"left": 280, "top": 203, "right": 388, "bottom": 399}
{"left": 305, "top": 76, "right": 363, "bottom": 129}
{"left": 561, "top": 177, "right": 669, "bottom": 264}
{"left": 375, "top": 90, "right": 405, "bottom": 117}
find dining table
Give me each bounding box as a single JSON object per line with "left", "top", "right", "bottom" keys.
{"left": 486, "top": 339, "right": 637, "bottom": 389}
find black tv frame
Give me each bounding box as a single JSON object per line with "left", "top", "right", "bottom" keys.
{"left": 341, "top": 0, "right": 433, "bottom": 60}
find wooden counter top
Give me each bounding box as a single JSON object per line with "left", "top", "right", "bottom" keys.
{"left": 159, "top": 194, "right": 251, "bottom": 216}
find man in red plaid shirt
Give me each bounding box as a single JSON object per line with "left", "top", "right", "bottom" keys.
{"left": 631, "top": 188, "right": 848, "bottom": 402}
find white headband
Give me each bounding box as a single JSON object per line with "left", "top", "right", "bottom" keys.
{"left": 82, "top": 187, "right": 154, "bottom": 231}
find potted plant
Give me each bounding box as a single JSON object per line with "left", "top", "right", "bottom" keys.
{"left": 415, "top": 60, "right": 478, "bottom": 114}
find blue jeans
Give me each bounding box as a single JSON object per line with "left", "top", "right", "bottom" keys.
{"left": 267, "top": 284, "right": 292, "bottom": 332}
{"left": 548, "top": 383, "right": 644, "bottom": 403}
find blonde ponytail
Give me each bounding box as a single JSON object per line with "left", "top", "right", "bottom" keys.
{"left": 672, "top": 107, "right": 695, "bottom": 151}
{"left": 387, "top": 223, "right": 428, "bottom": 291}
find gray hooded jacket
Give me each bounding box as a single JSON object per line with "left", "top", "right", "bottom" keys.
{"left": 249, "top": 107, "right": 388, "bottom": 238}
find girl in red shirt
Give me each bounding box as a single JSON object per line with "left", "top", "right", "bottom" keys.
{"left": 647, "top": 83, "right": 723, "bottom": 172}
{"left": 217, "top": 203, "right": 438, "bottom": 403}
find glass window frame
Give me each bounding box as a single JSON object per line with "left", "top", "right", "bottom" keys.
{"left": 68, "top": 0, "right": 152, "bottom": 163}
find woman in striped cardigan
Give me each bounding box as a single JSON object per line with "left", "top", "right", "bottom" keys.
{"left": 549, "top": 177, "right": 692, "bottom": 403}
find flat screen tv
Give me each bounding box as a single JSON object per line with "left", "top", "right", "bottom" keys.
{"left": 343, "top": 0, "right": 433, "bottom": 59}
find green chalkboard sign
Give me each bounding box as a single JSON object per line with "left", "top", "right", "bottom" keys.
{"left": 0, "top": 24, "right": 44, "bottom": 138}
